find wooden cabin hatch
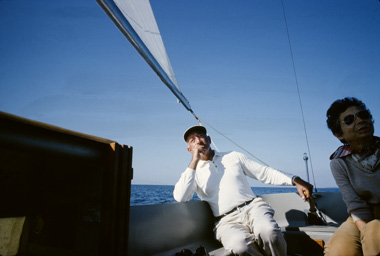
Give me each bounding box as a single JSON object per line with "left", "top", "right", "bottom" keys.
{"left": 0, "top": 111, "right": 133, "bottom": 256}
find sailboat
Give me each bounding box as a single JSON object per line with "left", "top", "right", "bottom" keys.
{"left": 0, "top": 111, "right": 348, "bottom": 256}
{"left": 2, "top": 0, "right": 377, "bottom": 255}
{"left": 95, "top": 0, "right": 350, "bottom": 255}
{"left": 93, "top": 1, "right": 348, "bottom": 254}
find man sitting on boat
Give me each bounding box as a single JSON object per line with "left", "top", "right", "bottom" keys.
{"left": 173, "top": 125, "right": 313, "bottom": 256}
{"left": 324, "top": 97, "right": 380, "bottom": 256}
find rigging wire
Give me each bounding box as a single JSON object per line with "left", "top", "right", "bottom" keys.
{"left": 190, "top": 110, "right": 269, "bottom": 166}
{"left": 190, "top": 110, "right": 221, "bottom": 152}
{"left": 280, "top": 0, "right": 318, "bottom": 191}
{"left": 185, "top": 1, "right": 319, "bottom": 186}
{"left": 186, "top": 2, "right": 319, "bottom": 180}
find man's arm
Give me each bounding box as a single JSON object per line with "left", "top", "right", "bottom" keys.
{"left": 188, "top": 146, "right": 201, "bottom": 170}
{"left": 173, "top": 145, "right": 202, "bottom": 202}
{"left": 173, "top": 168, "right": 197, "bottom": 202}
{"left": 293, "top": 177, "right": 313, "bottom": 201}
{"left": 238, "top": 152, "right": 313, "bottom": 201}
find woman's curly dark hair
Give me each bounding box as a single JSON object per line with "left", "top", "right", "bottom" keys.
{"left": 326, "top": 97, "right": 373, "bottom": 139}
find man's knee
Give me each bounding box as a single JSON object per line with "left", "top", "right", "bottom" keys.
{"left": 223, "top": 235, "right": 250, "bottom": 255}
{"left": 256, "top": 225, "right": 282, "bottom": 243}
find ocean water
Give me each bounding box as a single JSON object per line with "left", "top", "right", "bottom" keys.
{"left": 130, "top": 185, "right": 340, "bottom": 205}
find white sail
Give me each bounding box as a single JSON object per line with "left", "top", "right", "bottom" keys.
{"left": 113, "top": 0, "right": 179, "bottom": 88}
{"left": 97, "top": 0, "right": 191, "bottom": 111}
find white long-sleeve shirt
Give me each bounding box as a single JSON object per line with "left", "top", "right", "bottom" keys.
{"left": 173, "top": 151, "right": 294, "bottom": 216}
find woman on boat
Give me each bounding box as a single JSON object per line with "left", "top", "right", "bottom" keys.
{"left": 325, "top": 97, "right": 380, "bottom": 256}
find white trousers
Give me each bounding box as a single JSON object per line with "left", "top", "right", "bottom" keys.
{"left": 214, "top": 197, "right": 286, "bottom": 256}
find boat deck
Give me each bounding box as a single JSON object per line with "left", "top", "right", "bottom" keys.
{"left": 128, "top": 192, "right": 347, "bottom": 256}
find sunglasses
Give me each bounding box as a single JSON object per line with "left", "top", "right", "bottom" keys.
{"left": 342, "top": 110, "right": 371, "bottom": 126}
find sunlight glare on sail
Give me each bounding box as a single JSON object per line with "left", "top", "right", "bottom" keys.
{"left": 113, "top": 0, "right": 179, "bottom": 89}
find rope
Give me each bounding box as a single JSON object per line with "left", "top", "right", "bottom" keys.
{"left": 280, "top": 0, "right": 317, "bottom": 191}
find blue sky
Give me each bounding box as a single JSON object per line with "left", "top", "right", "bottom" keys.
{"left": 1, "top": 0, "right": 379, "bottom": 188}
